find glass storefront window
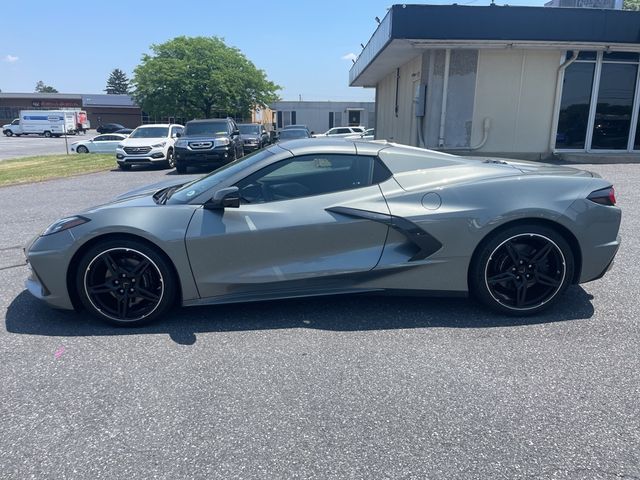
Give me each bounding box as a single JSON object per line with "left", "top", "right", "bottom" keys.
{"left": 591, "top": 63, "right": 638, "bottom": 150}
{"left": 556, "top": 62, "right": 595, "bottom": 149}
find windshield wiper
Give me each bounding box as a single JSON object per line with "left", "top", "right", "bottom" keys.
{"left": 155, "top": 185, "right": 182, "bottom": 205}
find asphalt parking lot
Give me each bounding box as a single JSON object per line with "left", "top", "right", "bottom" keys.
{"left": 1, "top": 164, "right": 639, "bottom": 479}
{"left": 0, "top": 132, "right": 98, "bottom": 160}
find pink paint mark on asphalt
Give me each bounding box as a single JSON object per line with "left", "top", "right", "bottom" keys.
{"left": 54, "top": 346, "right": 65, "bottom": 359}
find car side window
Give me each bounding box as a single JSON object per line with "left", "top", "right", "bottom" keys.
{"left": 94, "top": 136, "right": 106, "bottom": 141}
{"left": 235, "top": 154, "right": 377, "bottom": 204}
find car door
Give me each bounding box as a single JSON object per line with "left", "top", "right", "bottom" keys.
{"left": 185, "top": 153, "right": 391, "bottom": 300}
{"left": 91, "top": 135, "right": 108, "bottom": 152}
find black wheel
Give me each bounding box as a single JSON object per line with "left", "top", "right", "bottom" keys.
{"left": 77, "top": 145, "right": 89, "bottom": 154}
{"left": 175, "top": 163, "right": 187, "bottom": 174}
{"left": 43, "top": 131, "right": 52, "bottom": 138}
{"left": 4, "top": 130, "right": 13, "bottom": 137}
{"left": 118, "top": 163, "right": 131, "bottom": 171}
{"left": 75, "top": 239, "right": 177, "bottom": 326}
{"left": 165, "top": 149, "right": 175, "bottom": 168}
{"left": 470, "top": 224, "right": 574, "bottom": 315}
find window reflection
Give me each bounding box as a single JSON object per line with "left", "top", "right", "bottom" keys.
{"left": 556, "top": 62, "right": 595, "bottom": 149}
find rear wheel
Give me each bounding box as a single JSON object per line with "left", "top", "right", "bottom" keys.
{"left": 75, "top": 239, "right": 177, "bottom": 326}
{"left": 43, "top": 131, "right": 52, "bottom": 138}
{"left": 470, "top": 224, "right": 574, "bottom": 315}
{"left": 76, "top": 145, "right": 89, "bottom": 154}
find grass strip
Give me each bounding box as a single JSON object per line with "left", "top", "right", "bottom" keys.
{"left": 0, "top": 154, "right": 116, "bottom": 186}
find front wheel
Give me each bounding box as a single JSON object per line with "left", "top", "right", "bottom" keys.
{"left": 4, "top": 130, "right": 13, "bottom": 137}
{"left": 175, "top": 163, "right": 187, "bottom": 174}
{"left": 118, "top": 163, "right": 131, "bottom": 171}
{"left": 469, "top": 224, "right": 574, "bottom": 316}
{"left": 75, "top": 239, "right": 177, "bottom": 326}
{"left": 165, "top": 149, "right": 175, "bottom": 168}
{"left": 76, "top": 145, "right": 89, "bottom": 154}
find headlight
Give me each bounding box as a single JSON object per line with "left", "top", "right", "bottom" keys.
{"left": 216, "top": 138, "right": 230, "bottom": 146}
{"left": 117, "top": 144, "right": 124, "bottom": 149}
{"left": 42, "top": 216, "right": 90, "bottom": 236}
{"left": 152, "top": 141, "right": 167, "bottom": 148}
{"left": 176, "top": 140, "right": 187, "bottom": 147}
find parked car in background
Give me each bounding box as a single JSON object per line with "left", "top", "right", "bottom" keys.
{"left": 317, "top": 126, "right": 366, "bottom": 138}
{"left": 238, "top": 123, "right": 269, "bottom": 153}
{"left": 115, "top": 124, "right": 183, "bottom": 170}
{"left": 282, "top": 124, "right": 312, "bottom": 135}
{"left": 97, "top": 123, "right": 126, "bottom": 134}
{"left": 346, "top": 128, "right": 375, "bottom": 140}
{"left": 174, "top": 118, "right": 244, "bottom": 173}
{"left": 114, "top": 128, "right": 134, "bottom": 135}
{"left": 277, "top": 128, "right": 310, "bottom": 142}
{"left": 3, "top": 110, "right": 77, "bottom": 137}
{"left": 71, "top": 133, "right": 129, "bottom": 154}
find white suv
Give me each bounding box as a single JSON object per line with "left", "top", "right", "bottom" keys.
{"left": 317, "top": 126, "right": 366, "bottom": 138}
{"left": 116, "top": 124, "right": 184, "bottom": 170}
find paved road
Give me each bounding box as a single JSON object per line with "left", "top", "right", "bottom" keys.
{"left": 1, "top": 166, "right": 639, "bottom": 479}
{"left": 0, "top": 132, "right": 98, "bottom": 160}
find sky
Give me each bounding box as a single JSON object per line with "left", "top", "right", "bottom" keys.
{"left": 1, "top": 0, "right": 546, "bottom": 102}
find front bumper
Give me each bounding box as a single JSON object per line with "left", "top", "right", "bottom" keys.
{"left": 116, "top": 147, "right": 168, "bottom": 165}
{"left": 24, "top": 231, "right": 76, "bottom": 310}
{"left": 175, "top": 146, "right": 234, "bottom": 168}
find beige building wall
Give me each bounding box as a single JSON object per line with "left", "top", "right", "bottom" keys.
{"left": 374, "top": 48, "right": 562, "bottom": 158}
{"left": 376, "top": 55, "right": 422, "bottom": 145}
{"left": 471, "top": 49, "right": 561, "bottom": 155}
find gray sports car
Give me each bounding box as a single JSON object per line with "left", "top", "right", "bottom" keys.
{"left": 25, "top": 138, "right": 621, "bottom": 325}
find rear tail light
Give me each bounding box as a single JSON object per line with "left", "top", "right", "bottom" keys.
{"left": 588, "top": 186, "right": 616, "bottom": 206}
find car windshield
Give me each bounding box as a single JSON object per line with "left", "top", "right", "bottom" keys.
{"left": 167, "top": 148, "right": 277, "bottom": 204}
{"left": 279, "top": 129, "right": 308, "bottom": 140}
{"left": 129, "top": 127, "right": 169, "bottom": 138}
{"left": 239, "top": 125, "right": 260, "bottom": 134}
{"left": 184, "top": 121, "right": 228, "bottom": 136}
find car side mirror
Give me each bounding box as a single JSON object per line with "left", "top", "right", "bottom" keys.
{"left": 233, "top": 129, "right": 240, "bottom": 136}
{"left": 204, "top": 186, "right": 240, "bottom": 209}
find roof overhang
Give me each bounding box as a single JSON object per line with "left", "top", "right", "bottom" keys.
{"left": 350, "top": 4, "right": 640, "bottom": 87}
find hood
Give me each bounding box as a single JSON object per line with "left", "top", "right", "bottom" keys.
{"left": 113, "top": 177, "right": 191, "bottom": 201}
{"left": 122, "top": 137, "right": 167, "bottom": 147}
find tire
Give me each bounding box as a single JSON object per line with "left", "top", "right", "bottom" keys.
{"left": 175, "top": 163, "right": 187, "bottom": 174}
{"left": 76, "top": 145, "right": 89, "bottom": 154}
{"left": 165, "top": 149, "right": 175, "bottom": 168}
{"left": 75, "top": 238, "right": 178, "bottom": 326}
{"left": 118, "top": 163, "right": 131, "bottom": 171}
{"left": 469, "top": 224, "right": 574, "bottom": 316}
{"left": 43, "top": 131, "right": 52, "bottom": 138}
{"left": 4, "top": 130, "right": 13, "bottom": 137}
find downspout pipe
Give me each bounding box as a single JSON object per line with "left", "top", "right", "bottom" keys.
{"left": 438, "top": 49, "right": 451, "bottom": 147}
{"left": 549, "top": 50, "right": 579, "bottom": 153}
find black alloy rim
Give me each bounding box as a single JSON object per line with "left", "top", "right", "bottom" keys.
{"left": 484, "top": 234, "right": 566, "bottom": 310}
{"left": 84, "top": 248, "right": 164, "bottom": 321}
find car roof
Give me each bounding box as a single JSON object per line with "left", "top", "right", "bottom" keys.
{"left": 187, "top": 118, "right": 230, "bottom": 123}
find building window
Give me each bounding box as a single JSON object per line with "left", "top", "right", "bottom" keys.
{"left": 556, "top": 62, "right": 596, "bottom": 149}
{"left": 556, "top": 51, "right": 640, "bottom": 152}
{"left": 329, "top": 111, "right": 334, "bottom": 128}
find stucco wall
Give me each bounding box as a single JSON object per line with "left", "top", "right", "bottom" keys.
{"left": 471, "top": 49, "right": 561, "bottom": 155}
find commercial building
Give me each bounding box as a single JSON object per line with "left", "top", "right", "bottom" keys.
{"left": 349, "top": 4, "right": 640, "bottom": 160}
{"left": 270, "top": 101, "right": 375, "bottom": 134}
{"left": 0, "top": 93, "right": 142, "bottom": 129}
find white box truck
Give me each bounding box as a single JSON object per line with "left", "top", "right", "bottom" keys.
{"left": 2, "top": 110, "right": 82, "bottom": 137}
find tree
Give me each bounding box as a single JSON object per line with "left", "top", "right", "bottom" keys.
{"left": 623, "top": 0, "right": 640, "bottom": 9}
{"left": 105, "top": 68, "right": 131, "bottom": 94}
{"left": 132, "top": 36, "right": 280, "bottom": 120}
{"left": 35, "top": 80, "right": 58, "bottom": 93}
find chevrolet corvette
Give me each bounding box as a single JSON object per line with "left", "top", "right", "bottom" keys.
{"left": 25, "top": 138, "right": 621, "bottom": 325}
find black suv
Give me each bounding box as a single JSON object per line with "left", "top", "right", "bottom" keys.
{"left": 174, "top": 118, "right": 244, "bottom": 173}
{"left": 238, "top": 123, "right": 269, "bottom": 153}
